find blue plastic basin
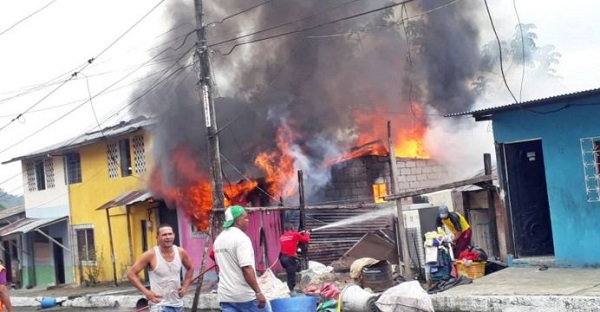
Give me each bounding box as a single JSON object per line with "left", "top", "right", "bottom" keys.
{"left": 41, "top": 297, "right": 56, "bottom": 309}
{"left": 270, "top": 296, "right": 318, "bottom": 312}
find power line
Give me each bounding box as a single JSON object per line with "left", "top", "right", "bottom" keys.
{"left": 0, "top": 66, "right": 175, "bottom": 119}
{"left": 513, "top": 0, "right": 525, "bottom": 102}
{"left": 0, "top": 45, "right": 192, "bottom": 157}
{"left": 211, "top": 0, "right": 417, "bottom": 55}
{"left": 208, "top": 0, "right": 276, "bottom": 26}
{"left": 0, "top": 0, "right": 166, "bottom": 133}
{"left": 209, "top": 0, "right": 366, "bottom": 49}
{"left": 483, "top": 0, "right": 519, "bottom": 104}
{"left": 0, "top": 0, "right": 59, "bottom": 36}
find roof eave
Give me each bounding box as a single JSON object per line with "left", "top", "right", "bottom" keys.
{"left": 2, "top": 125, "right": 144, "bottom": 165}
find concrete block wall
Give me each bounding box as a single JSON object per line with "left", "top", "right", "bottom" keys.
{"left": 313, "top": 156, "right": 448, "bottom": 204}
{"left": 396, "top": 158, "right": 448, "bottom": 192}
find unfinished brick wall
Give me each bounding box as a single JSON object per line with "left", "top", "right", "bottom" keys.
{"left": 312, "top": 156, "right": 448, "bottom": 204}
{"left": 396, "top": 158, "right": 448, "bottom": 191}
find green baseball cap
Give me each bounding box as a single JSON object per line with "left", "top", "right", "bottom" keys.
{"left": 223, "top": 205, "right": 246, "bottom": 228}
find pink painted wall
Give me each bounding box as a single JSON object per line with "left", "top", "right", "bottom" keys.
{"left": 178, "top": 209, "right": 284, "bottom": 278}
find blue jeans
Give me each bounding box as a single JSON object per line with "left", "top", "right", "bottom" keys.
{"left": 220, "top": 299, "right": 272, "bottom": 312}
{"left": 150, "top": 306, "right": 182, "bottom": 312}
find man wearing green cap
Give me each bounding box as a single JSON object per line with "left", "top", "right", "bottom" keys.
{"left": 213, "top": 205, "right": 270, "bottom": 312}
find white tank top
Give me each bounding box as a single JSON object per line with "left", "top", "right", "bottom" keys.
{"left": 148, "top": 245, "right": 183, "bottom": 309}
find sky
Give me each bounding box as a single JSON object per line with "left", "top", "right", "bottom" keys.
{"left": 1, "top": 0, "right": 599, "bottom": 196}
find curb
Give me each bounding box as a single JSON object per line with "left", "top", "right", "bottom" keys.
{"left": 12, "top": 293, "right": 220, "bottom": 310}
{"left": 432, "top": 294, "right": 600, "bottom": 312}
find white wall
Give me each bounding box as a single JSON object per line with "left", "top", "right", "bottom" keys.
{"left": 22, "top": 156, "right": 70, "bottom": 218}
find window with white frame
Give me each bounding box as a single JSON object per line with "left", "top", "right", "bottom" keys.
{"left": 74, "top": 225, "right": 96, "bottom": 265}
{"left": 580, "top": 136, "right": 600, "bottom": 202}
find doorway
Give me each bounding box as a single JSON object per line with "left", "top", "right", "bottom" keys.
{"left": 504, "top": 140, "right": 554, "bottom": 257}
{"left": 53, "top": 238, "right": 66, "bottom": 284}
{"left": 141, "top": 220, "right": 149, "bottom": 282}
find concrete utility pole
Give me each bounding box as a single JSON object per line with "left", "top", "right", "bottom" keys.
{"left": 387, "top": 121, "right": 414, "bottom": 280}
{"left": 194, "top": 0, "right": 225, "bottom": 217}
{"left": 191, "top": 1, "right": 224, "bottom": 311}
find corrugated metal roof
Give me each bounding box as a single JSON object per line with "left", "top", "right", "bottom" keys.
{"left": 96, "top": 189, "right": 154, "bottom": 210}
{"left": 445, "top": 87, "right": 600, "bottom": 118}
{"left": 2, "top": 116, "right": 153, "bottom": 164}
{"left": 0, "top": 216, "right": 68, "bottom": 237}
{"left": 290, "top": 207, "right": 394, "bottom": 264}
{"left": 0, "top": 205, "right": 25, "bottom": 220}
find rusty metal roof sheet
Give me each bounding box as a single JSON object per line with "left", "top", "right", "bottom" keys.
{"left": 292, "top": 207, "right": 394, "bottom": 264}
{"left": 96, "top": 189, "right": 154, "bottom": 210}
{"left": 0, "top": 216, "right": 68, "bottom": 237}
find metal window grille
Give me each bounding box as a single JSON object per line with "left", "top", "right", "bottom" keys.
{"left": 107, "top": 142, "right": 120, "bottom": 179}
{"left": 26, "top": 161, "right": 37, "bottom": 191}
{"left": 580, "top": 137, "right": 600, "bottom": 202}
{"left": 132, "top": 135, "right": 147, "bottom": 174}
{"left": 45, "top": 158, "right": 55, "bottom": 188}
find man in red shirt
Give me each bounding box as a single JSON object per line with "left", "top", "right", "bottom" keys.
{"left": 278, "top": 223, "right": 311, "bottom": 292}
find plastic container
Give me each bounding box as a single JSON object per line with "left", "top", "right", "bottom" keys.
{"left": 40, "top": 297, "right": 57, "bottom": 309}
{"left": 455, "top": 261, "right": 486, "bottom": 279}
{"left": 361, "top": 261, "right": 392, "bottom": 292}
{"left": 271, "top": 296, "right": 318, "bottom": 312}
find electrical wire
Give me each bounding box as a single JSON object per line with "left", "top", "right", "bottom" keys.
{"left": 212, "top": 0, "right": 417, "bottom": 55}
{"left": 0, "top": 66, "right": 175, "bottom": 119}
{"left": 483, "top": 0, "right": 519, "bottom": 104}
{"left": 0, "top": 0, "right": 166, "bottom": 133}
{"left": 0, "top": 0, "right": 59, "bottom": 36}
{"left": 513, "top": 0, "right": 525, "bottom": 102}
{"left": 208, "top": 0, "right": 276, "bottom": 26}
{"left": 208, "top": 0, "right": 366, "bottom": 49}
{"left": 0, "top": 45, "right": 193, "bottom": 157}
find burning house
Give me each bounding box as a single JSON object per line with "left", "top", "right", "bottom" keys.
{"left": 123, "top": 0, "right": 490, "bottom": 274}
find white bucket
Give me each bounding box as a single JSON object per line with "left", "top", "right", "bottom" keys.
{"left": 340, "top": 285, "right": 379, "bottom": 312}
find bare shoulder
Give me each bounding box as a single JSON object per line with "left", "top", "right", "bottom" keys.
{"left": 178, "top": 246, "right": 191, "bottom": 258}
{"left": 139, "top": 248, "right": 156, "bottom": 263}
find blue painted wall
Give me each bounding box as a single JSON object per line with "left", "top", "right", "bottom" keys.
{"left": 492, "top": 95, "right": 600, "bottom": 267}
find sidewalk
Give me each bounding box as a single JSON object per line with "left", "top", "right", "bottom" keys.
{"left": 9, "top": 282, "right": 221, "bottom": 310}
{"left": 432, "top": 267, "right": 600, "bottom": 311}
{"left": 8, "top": 267, "right": 600, "bottom": 311}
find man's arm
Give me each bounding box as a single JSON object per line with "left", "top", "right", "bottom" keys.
{"left": 178, "top": 248, "right": 194, "bottom": 297}
{"left": 241, "top": 266, "right": 266, "bottom": 308}
{"left": 127, "top": 251, "right": 160, "bottom": 303}
{"left": 299, "top": 231, "right": 310, "bottom": 243}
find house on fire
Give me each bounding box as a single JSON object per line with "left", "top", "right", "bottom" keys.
{"left": 448, "top": 87, "right": 600, "bottom": 267}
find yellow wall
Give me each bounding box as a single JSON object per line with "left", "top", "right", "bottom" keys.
{"left": 68, "top": 131, "right": 158, "bottom": 284}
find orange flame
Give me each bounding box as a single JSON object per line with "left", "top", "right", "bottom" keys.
{"left": 151, "top": 147, "right": 261, "bottom": 232}
{"left": 353, "top": 104, "right": 428, "bottom": 159}
{"left": 254, "top": 127, "right": 296, "bottom": 198}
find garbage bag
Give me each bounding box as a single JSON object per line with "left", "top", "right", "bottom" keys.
{"left": 375, "top": 281, "right": 435, "bottom": 312}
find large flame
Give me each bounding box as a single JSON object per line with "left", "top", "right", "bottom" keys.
{"left": 254, "top": 126, "right": 296, "bottom": 199}
{"left": 150, "top": 147, "right": 259, "bottom": 232}
{"left": 353, "top": 104, "right": 428, "bottom": 159}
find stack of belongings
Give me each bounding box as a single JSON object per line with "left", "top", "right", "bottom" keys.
{"left": 423, "top": 228, "right": 453, "bottom": 282}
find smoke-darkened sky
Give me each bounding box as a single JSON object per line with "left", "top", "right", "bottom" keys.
{"left": 134, "top": 0, "right": 487, "bottom": 198}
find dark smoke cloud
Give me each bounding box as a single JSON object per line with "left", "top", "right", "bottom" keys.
{"left": 132, "top": 0, "right": 484, "bottom": 198}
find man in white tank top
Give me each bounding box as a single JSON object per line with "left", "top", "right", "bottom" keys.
{"left": 128, "top": 224, "right": 194, "bottom": 312}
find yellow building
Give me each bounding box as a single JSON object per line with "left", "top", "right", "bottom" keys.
{"left": 67, "top": 118, "right": 160, "bottom": 285}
